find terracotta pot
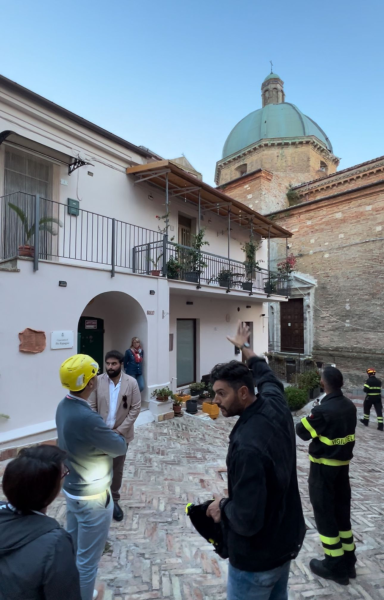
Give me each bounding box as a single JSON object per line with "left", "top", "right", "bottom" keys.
{"left": 202, "top": 401, "right": 220, "bottom": 420}
{"left": 151, "top": 270, "right": 161, "bottom": 276}
{"left": 18, "top": 245, "right": 34, "bottom": 258}
{"left": 156, "top": 396, "right": 170, "bottom": 402}
{"left": 173, "top": 403, "right": 182, "bottom": 414}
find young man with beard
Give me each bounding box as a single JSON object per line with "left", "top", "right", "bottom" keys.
{"left": 88, "top": 350, "right": 141, "bottom": 521}
{"left": 207, "top": 322, "right": 305, "bottom": 600}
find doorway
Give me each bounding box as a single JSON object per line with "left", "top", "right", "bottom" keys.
{"left": 178, "top": 215, "right": 192, "bottom": 247}
{"left": 280, "top": 299, "right": 304, "bottom": 353}
{"left": 177, "top": 319, "right": 196, "bottom": 386}
{"left": 78, "top": 317, "right": 104, "bottom": 373}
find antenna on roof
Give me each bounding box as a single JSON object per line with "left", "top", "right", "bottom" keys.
{"left": 270, "top": 60, "right": 273, "bottom": 73}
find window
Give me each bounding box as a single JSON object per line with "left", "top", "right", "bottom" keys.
{"left": 178, "top": 214, "right": 192, "bottom": 247}
{"left": 319, "top": 161, "right": 327, "bottom": 173}
{"left": 177, "top": 319, "right": 196, "bottom": 386}
{"left": 4, "top": 146, "right": 52, "bottom": 198}
{"left": 236, "top": 164, "right": 247, "bottom": 177}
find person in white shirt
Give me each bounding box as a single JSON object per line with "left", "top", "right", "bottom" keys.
{"left": 88, "top": 351, "right": 141, "bottom": 522}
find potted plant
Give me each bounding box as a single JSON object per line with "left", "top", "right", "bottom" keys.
{"left": 297, "top": 370, "right": 321, "bottom": 400}
{"left": 174, "top": 389, "right": 191, "bottom": 403}
{"left": 9, "top": 203, "right": 63, "bottom": 258}
{"left": 217, "top": 268, "right": 233, "bottom": 288}
{"left": 166, "top": 256, "right": 183, "bottom": 280}
{"left": 264, "top": 273, "right": 278, "bottom": 294}
{"left": 241, "top": 239, "right": 260, "bottom": 292}
{"left": 173, "top": 395, "right": 183, "bottom": 416}
{"left": 151, "top": 387, "right": 174, "bottom": 402}
{"left": 202, "top": 384, "right": 219, "bottom": 420}
{"left": 149, "top": 255, "right": 162, "bottom": 276}
{"left": 184, "top": 229, "right": 209, "bottom": 283}
{"left": 189, "top": 382, "right": 206, "bottom": 397}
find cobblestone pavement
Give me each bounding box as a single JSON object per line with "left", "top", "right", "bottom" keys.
{"left": 1, "top": 410, "right": 384, "bottom": 600}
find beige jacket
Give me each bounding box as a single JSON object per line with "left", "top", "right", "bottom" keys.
{"left": 88, "top": 372, "right": 141, "bottom": 443}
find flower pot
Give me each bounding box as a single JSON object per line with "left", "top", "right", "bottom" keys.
{"left": 202, "top": 401, "right": 220, "bottom": 419}
{"left": 18, "top": 244, "right": 34, "bottom": 258}
{"left": 151, "top": 269, "right": 161, "bottom": 276}
{"left": 242, "top": 281, "right": 252, "bottom": 292}
{"left": 218, "top": 274, "right": 232, "bottom": 288}
{"left": 264, "top": 283, "right": 276, "bottom": 294}
{"left": 156, "top": 396, "right": 170, "bottom": 402}
{"left": 173, "top": 403, "right": 182, "bottom": 415}
{"left": 174, "top": 394, "right": 191, "bottom": 403}
{"left": 186, "top": 399, "right": 198, "bottom": 414}
{"left": 185, "top": 271, "right": 199, "bottom": 283}
{"left": 167, "top": 273, "right": 179, "bottom": 280}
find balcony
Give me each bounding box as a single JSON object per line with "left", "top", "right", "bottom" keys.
{"left": 0, "top": 192, "right": 290, "bottom": 297}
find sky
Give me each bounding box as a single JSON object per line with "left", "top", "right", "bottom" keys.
{"left": 1, "top": 0, "right": 384, "bottom": 186}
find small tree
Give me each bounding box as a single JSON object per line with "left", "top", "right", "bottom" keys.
{"left": 241, "top": 239, "right": 261, "bottom": 280}
{"left": 184, "top": 228, "right": 209, "bottom": 273}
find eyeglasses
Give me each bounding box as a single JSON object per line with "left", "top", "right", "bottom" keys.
{"left": 61, "top": 466, "right": 70, "bottom": 480}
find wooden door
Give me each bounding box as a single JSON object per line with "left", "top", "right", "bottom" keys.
{"left": 280, "top": 299, "right": 304, "bottom": 353}
{"left": 178, "top": 215, "right": 192, "bottom": 247}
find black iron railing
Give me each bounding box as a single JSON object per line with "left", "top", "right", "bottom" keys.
{"left": 0, "top": 192, "right": 290, "bottom": 295}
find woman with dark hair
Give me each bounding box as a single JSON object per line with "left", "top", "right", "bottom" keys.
{"left": 0, "top": 445, "right": 81, "bottom": 600}
{"left": 124, "top": 336, "right": 144, "bottom": 391}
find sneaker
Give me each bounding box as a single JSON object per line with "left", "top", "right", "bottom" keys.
{"left": 113, "top": 501, "right": 124, "bottom": 522}
{"left": 93, "top": 591, "right": 98, "bottom": 600}
{"left": 309, "top": 558, "right": 349, "bottom": 586}
{"left": 359, "top": 419, "right": 368, "bottom": 427}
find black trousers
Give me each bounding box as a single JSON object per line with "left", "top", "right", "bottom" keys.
{"left": 363, "top": 397, "right": 383, "bottom": 427}
{"left": 309, "top": 462, "right": 356, "bottom": 573}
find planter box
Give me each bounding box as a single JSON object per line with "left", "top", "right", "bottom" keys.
{"left": 185, "top": 271, "right": 199, "bottom": 283}
{"left": 151, "top": 269, "right": 161, "bottom": 276}
{"left": 19, "top": 245, "right": 34, "bottom": 258}
{"left": 202, "top": 401, "right": 220, "bottom": 419}
{"left": 218, "top": 275, "right": 232, "bottom": 288}
{"left": 167, "top": 273, "right": 179, "bottom": 280}
{"left": 264, "top": 283, "right": 276, "bottom": 294}
{"left": 242, "top": 281, "right": 252, "bottom": 292}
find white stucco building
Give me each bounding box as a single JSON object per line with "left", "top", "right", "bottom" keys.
{"left": 0, "top": 75, "right": 291, "bottom": 451}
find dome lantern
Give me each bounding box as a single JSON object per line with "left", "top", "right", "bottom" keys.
{"left": 261, "top": 72, "right": 285, "bottom": 107}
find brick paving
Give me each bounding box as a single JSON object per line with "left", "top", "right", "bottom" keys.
{"left": 1, "top": 409, "right": 384, "bottom": 599}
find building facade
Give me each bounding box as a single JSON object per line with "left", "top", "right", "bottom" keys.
{"left": 215, "top": 72, "right": 384, "bottom": 389}
{"left": 0, "top": 75, "right": 290, "bottom": 451}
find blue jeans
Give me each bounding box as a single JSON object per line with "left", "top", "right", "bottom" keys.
{"left": 227, "top": 561, "right": 291, "bottom": 600}
{"left": 135, "top": 374, "right": 144, "bottom": 392}
{"left": 66, "top": 490, "right": 113, "bottom": 600}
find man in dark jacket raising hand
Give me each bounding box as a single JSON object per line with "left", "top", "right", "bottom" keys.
{"left": 206, "top": 322, "right": 305, "bottom": 600}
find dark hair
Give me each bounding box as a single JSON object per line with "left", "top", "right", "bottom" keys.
{"left": 3, "top": 445, "right": 66, "bottom": 512}
{"left": 105, "top": 350, "right": 124, "bottom": 363}
{"left": 322, "top": 366, "right": 343, "bottom": 391}
{"left": 210, "top": 360, "right": 255, "bottom": 395}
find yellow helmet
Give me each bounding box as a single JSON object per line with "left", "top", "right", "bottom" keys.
{"left": 60, "top": 354, "right": 99, "bottom": 392}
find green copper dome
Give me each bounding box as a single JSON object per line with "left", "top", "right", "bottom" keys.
{"left": 222, "top": 102, "right": 333, "bottom": 159}
{"left": 264, "top": 72, "right": 281, "bottom": 81}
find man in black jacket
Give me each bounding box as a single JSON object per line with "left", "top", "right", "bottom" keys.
{"left": 207, "top": 322, "right": 305, "bottom": 600}
{"left": 360, "top": 367, "right": 383, "bottom": 431}
{"left": 296, "top": 367, "right": 357, "bottom": 586}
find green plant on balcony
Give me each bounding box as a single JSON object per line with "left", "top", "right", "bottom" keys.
{"left": 264, "top": 272, "right": 278, "bottom": 294}
{"left": 241, "top": 239, "right": 261, "bottom": 281}
{"left": 9, "top": 203, "right": 63, "bottom": 257}
{"left": 166, "top": 255, "right": 183, "bottom": 280}
{"left": 183, "top": 229, "right": 209, "bottom": 282}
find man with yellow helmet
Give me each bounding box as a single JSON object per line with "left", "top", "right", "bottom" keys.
{"left": 360, "top": 368, "right": 383, "bottom": 431}
{"left": 56, "top": 354, "right": 127, "bottom": 600}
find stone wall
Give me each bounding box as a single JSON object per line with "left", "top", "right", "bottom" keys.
{"left": 218, "top": 142, "right": 337, "bottom": 215}
{"left": 270, "top": 183, "right": 384, "bottom": 388}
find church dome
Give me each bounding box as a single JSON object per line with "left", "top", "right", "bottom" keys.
{"left": 222, "top": 74, "right": 333, "bottom": 159}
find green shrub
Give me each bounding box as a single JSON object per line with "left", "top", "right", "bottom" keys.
{"left": 284, "top": 386, "right": 308, "bottom": 411}
{"left": 297, "top": 370, "right": 321, "bottom": 391}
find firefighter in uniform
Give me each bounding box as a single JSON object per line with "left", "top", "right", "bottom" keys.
{"left": 360, "top": 368, "right": 383, "bottom": 431}
{"left": 296, "top": 366, "right": 357, "bottom": 585}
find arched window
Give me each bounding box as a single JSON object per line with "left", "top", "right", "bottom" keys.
{"left": 319, "top": 161, "right": 328, "bottom": 173}
{"left": 236, "top": 164, "right": 247, "bottom": 177}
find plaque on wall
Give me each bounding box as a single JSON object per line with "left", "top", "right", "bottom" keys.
{"left": 19, "top": 328, "right": 46, "bottom": 354}
{"left": 51, "top": 331, "right": 74, "bottom": 350}
{"left": 85, "top": 320, "right": 98, "bottom": 329}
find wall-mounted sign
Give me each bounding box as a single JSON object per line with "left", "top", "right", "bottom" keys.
{"left": 19, "top": 328, "right": 46, "bottom": 354}
{"left": 85, "top": 320, "right": 98, "bottom": 329}
{"left": 51, "top": 331, "right": 74, "bottom": 350}
{"left": 147, "top": 311, "right": 155, "bottom": 315}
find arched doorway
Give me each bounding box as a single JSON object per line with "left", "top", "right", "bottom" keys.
{"left": 78, "top": 291, "right": 147, "bottom": 377}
